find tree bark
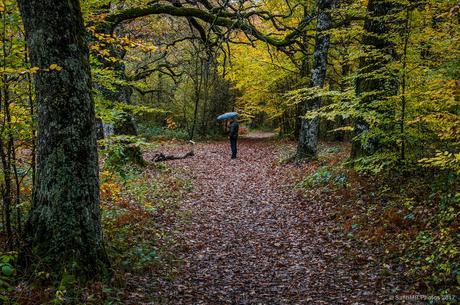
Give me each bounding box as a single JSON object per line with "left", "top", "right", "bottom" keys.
{"left": 17, "top": 0, "right": 110, "bottom": 280}
{"left": 295, "top": 6, "right": 311, "bottom": 139}
{"left": 297, "top": 0, "right": 335, "bottom": 159}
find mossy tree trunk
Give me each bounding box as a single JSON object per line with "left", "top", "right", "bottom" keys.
{"left": 297, "top": 0, "right": 335, "bottom": 159}
{"left": 17, "top": 0, "right": 110, "bottom": 280}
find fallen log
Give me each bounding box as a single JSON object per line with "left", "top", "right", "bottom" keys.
{"left": 151, "top": 150, "right": 194, "bottom": 162}
{"left": 151, "top": 140, "right": 195, "bottom": 162}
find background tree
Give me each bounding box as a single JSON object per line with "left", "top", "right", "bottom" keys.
{"left": 0, "top": 0, "right": 35, "bottom": 251}
{"left": 297, "top": 0, "right": 336, "bottom": 159}
{"left": 351, "top": 0, "right": 401, "bottom": 159}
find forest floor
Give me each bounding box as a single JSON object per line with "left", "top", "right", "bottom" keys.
{"left": 140, "top": 133, "right": 403, "bottom": 305}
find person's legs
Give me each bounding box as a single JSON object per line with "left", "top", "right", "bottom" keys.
{"left": 230, "top": 138, "right": 237, "bottom": 159}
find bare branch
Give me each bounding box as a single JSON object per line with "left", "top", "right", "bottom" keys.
{"left": 104, "top": 3, "right": 314, "bottom": 47}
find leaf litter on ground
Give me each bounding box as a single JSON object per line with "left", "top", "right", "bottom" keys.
{"left": 141, "top": 134, "right": 405, "bottom": 304}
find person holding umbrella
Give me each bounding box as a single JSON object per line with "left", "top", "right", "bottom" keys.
{"left": 217, "top": 112, "right": 239, "bottom": 159}
{"left": 228, "top": 117, "right": 239, "bottom": 159}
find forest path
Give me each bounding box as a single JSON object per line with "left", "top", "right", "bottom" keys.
{"left": 152, "top": 136, "right": 391, "bottom": 304}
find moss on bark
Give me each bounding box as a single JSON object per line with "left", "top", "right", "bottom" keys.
{"left": 17, "top": 0, "right": 110, "bottom": 281}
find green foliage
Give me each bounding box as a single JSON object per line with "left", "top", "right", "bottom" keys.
{"left": 0, "top": 251, "right": 16, "bottom": 301}
{"left": 348, "top": 151, "right": 400, "bottom": 174}
{"left": 283, "top": 0, "right": 460, "bottom": 176}
{"left": 0, "top": 265, "right": 13, "bottom": 305}
{"left": 420, "top": 151, "right": 460, "bottom": 174}
{"left": 299, "top": 167, "right": 333, "bottom": 188}
{"left": 401, "top": 175, "right": 459, "bottom": 297}
{"left": 227, "top": 41, "right": 299, "bottom": 126}
{"left": 338, "top": 169, "right": 459, "bottom": 301}
{"left": 138, "top": 124, "right": 189, "bottom": 141}
{"left": 0, "top": 0, "right": 35, "bottom": 280}
{"left": 276, "top": 146, "right": 297, "bottom": 164}
{"left": 100, "top": 165, "right": 188, "bottom": 274}
{"left": 100, "top": 135, "right": 150, "bottom": 175}
{"left": 298, "top": 166, "right": 349, "bottom": 189}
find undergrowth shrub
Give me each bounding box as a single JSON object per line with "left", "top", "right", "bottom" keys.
{"left": 138, "top": 125, "right": 189, "bottom": 141}
{"left": 399, "top": 173, "right": 459, "bottom": 298}
{"left": 100, "top": 135, "right": 151, "bottom": 176}
{"left": 100, "top": 165, "right": 190, "bottom": 276}
{"left": 276, "top": 146, "right": 296, "bottom": 164}
{"left": 0, "top": 252, "right": 16, "bottom": 302}
{"left": 298, "top": 166, "right": 349, "bottom": 189}
{"left": 335, "top": 169, "right": 459, "bottom": 302}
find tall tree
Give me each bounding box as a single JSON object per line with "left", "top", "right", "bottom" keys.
{"left": 92, "top": 5, "right": 138, "bottom": 138}
{"left": 297, "top": 0, "right": 335, "bottom": 159}
{"left": 351, "top": 0, "right": 400, "bottom": 158}
{"left": 17, "top": 0, "right": 110, "bottom": 279}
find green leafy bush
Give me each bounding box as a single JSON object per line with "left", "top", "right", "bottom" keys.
{"left": 138, "top": 125, "right": 189, "bottom": 141}
{"left": 0, "top": 252, "right": 16, "bottom": 298}
{"left": 298, "top": 166, "right": 349, "bottom": 189}
{"left": 100, "top": 135, "right": 150, "bottom": 175}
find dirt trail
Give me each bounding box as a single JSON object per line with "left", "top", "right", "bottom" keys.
{"left": 154, "top": 136, "right": 393, "bottom": 304}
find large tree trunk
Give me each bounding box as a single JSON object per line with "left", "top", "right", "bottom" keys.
{"left": 18, "top": 0, "right": 110, "bottom": 280}
{"left": 351, "top": 0, "right": 400, "bottom": 158}
{"left": 297, "top": 0, "right": 335, "bottom": 159}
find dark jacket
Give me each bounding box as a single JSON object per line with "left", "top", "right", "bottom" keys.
{"left": 229, "top": 121, "right": 239, "bottom": 139}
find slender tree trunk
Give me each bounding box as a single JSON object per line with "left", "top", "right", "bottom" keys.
{"left": 0, "top": 138, "right": 12, "bottom": 249}
{"left": 400, "top": 7, "right": 410, "bottom": 161}
{"left": 1, "top": 11, "right": 13, "bottom": 248}
{"left": 0, "top": 135, "right": 13, "bottom": 250}
{"left": 25, "top": 47, "right": 36, "bottom": 191}
{"left": 190, "top": 57, "right": 203, "bottom": 140}
{"left": 333, "top": 60, "right": 350, "bottom": 142}
{"left": 295, "top": 6, "right": 311, "bottom": 139}
{"left": 297, "top": 0, "right": 335, "bottom": 159}
{"left": 351, "top": 0, "right": 400, "bottom": 158}
{"left": 12, "top": 145, "right": 21, "bottom": 236}
{"left": 17, "top": 0, "right": 110, "bottom": 280}
{"left": 200, "top": 58, "right": 210, "bottom": 136}
{"left": 157, "top": 73, "right": 163, "bottom": 104}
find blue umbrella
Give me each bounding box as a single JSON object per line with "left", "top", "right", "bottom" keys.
{"left": 217, "top": 112, "right": 239, "bottom": 121}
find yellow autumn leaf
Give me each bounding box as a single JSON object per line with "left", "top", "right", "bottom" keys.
{"left": 49, "top": 64, "right": 63, "bottom": 71}
{"left": 30, "top": 67, "right": 40, "bottom": 74}
{"left": 100, "top": 49, "right": 111, "bottom": 57}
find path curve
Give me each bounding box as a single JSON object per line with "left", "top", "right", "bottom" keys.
{"left": 156, "top": 137, "right": 392, "bottom": 304}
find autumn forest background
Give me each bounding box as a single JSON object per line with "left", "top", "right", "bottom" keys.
{"left": 0, "top": 0, "right": 458, "bottom": 304}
